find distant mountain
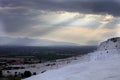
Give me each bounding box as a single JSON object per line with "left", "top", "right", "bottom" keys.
{"left": 0, "top": 36, "right": 80, "bottom": 46}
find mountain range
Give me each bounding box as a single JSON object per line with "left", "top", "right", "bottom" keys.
{"left": 0, "top": 36, "right": 80, "bottom": 46}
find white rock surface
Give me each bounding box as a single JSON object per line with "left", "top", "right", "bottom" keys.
{"left": 24, "top": 37, "right": 120, "bottom": 80}
{"left": 98, "top": 37, "right": 120, "bottom": 51}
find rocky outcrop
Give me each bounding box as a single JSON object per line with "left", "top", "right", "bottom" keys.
{"left": 97, "top": 37, "right": 120, "bottom": 51}
{"left": 89, "top": 37, "right": 120, "bottom": 61}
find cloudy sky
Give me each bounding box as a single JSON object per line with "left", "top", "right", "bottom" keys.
{"left": 0, "top": 0, "right": 120, "bottom": 46}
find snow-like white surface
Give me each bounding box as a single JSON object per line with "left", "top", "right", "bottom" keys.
{"left": 98, "top": 37, "right": 120, "bottom": 51}
{"left": 24, "top": 37, "right": 120, "bottom": 80}
{"left": 3, "top": 56, "right": 82, "bottom": 76}
{"left": 24, "top": 49, "right": 120, "bottom": 80}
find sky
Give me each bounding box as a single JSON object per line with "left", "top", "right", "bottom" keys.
{"left": 0, "top": 0, "right": 120, "bottom": 46}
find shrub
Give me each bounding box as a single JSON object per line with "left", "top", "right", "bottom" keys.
{"left": 33, "top": 72, "right": 36, "bottom": 75}
{"left": 23, "top": 71, "right": 32, "bottom": 78}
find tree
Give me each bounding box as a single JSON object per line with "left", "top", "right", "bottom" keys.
{"left": 24, "top": 71, "right": 32, "bottom": 78}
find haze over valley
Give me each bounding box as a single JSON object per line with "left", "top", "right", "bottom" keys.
{"left": 0, "top": 0, "right": 120, "bottom": 80}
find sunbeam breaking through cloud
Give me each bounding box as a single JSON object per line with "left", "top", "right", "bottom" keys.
{"left": 0, "top": 0, "right": 120, "bottom": 46}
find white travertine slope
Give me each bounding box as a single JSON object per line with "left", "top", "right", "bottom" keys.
{"left": 24, "top": 37, "right": 120, "bottom": 80}
{"left": 98, "top": 37, "right": 120, "bottom": 51}
{"left": 89, "top": 37, "right": 120, "bottom": 61}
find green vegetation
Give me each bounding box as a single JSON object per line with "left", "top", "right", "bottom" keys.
{"left": 0, "top": 76, "right": 21, "bottom": 80}
{"left": 35, "top": 54, "right": 74, "bottom": 61}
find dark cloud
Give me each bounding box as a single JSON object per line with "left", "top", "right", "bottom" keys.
{"left": 1, "top": 0, "right": 120, "bottom": 16}
{"left": 1, "top": 0, "right": 119, "bottom": 16}
{"left": 1, "top": 15, "right": 35, "bottom": 33}
{"left": 0, "top": 0, "right": 120, "bottom": 34}
{"left": 92, "top": 1, "right": 120, "bottom": 16}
